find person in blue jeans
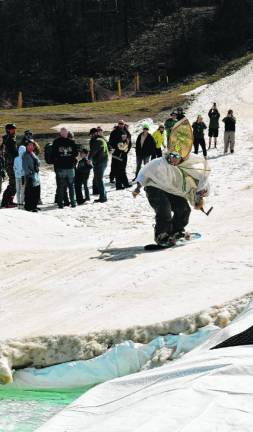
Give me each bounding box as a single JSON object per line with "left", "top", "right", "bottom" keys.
{"left": 89, "top": 128, "right": 109, "bottom": 203}
{"left": 52, "top": 127, "right": 78, "bottom": 208}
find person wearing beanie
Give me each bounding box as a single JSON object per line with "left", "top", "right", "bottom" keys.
{"left": 134, "top": 124, "right": 156, "bottom": 179}
{"left": 152, "top": 124, "right": 166, "bottom": 157}
{"left": 14, "top": 145, "right": 26, "bottom": 208}
{"left": 1, "top": 123, "right": 18, "bottom": 208}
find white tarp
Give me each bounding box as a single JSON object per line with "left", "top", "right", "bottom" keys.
{"left": 5, "top": 326, "right": 217, "bottom": 390}
{"left": 37, "top": 302, "right": 253, "bottom": 432}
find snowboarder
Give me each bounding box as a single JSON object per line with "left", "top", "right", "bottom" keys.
{"left": 223, "top": 110, "right": 236, "bottom": 154}
{"left": 152, "top": 124, "right": 166, "bottom": 157}
{"left": 192, "top": 115, "right": 207, "bottom": 158}
{"left": 208, "top": 103, "right": 220, "bottom": 149}
{"left": 132, "top": 152, "right": 210, "bottom": 247}
{"left": 1, "top": 123, "right": 18, "bottom": 208}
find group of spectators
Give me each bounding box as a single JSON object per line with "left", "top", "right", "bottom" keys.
{"left": 191, "top": 103, "right": 236, "bottom": 158}
{"left": 0, "top": 104, "right": 236, "bottom": 210}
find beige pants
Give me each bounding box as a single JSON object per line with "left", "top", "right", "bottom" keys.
{"left": 224, "top": 131, "right": 235, "bottom": 153}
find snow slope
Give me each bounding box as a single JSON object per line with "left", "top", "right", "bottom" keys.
{"left": 0, "top": 62, "right": 253, "bottom": 347}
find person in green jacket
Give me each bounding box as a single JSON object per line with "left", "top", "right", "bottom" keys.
{"left": 165, "top": 112, "right": 177, "bottom": 146}
{"left": 152, "top": 124, "right": 166, "bottom": 157}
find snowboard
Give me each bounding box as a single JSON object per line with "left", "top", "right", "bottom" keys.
{"left": 144, "top": 232, "right": 201, "bottom": 251}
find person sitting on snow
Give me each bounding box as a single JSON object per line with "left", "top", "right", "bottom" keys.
{"left": 132, "top": 152, "right": 210, "bottom": 247}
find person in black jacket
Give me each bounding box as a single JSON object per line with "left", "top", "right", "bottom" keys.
{"left": 89, "top": 128, "right": 109, "bottom": 203}
{"left": 208, "top": 103, "right": 220, "bottom": 149}
{"left": 112, "top": 133, "right": 132, "bottom": 190}
{"left": 108, "top": 120, "right": 131, "bottom": 183}
{"left": 52, "top": 127, "right": 78, "bottom": 208}
{"left": 192, "top": 115, "right": 207, "bottom": 158}
{"left": 1, "top": 123, "right": 18, "bottom": 208}
{"left": 134, "top": 124, "right": 156, "bottom": 178}
{"left": 75, "top": 149, "right": 92, "bottom": 204}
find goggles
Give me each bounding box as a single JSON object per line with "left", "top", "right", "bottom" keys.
{"left": 169, "top": 152, "right": 181, "bottom": 160}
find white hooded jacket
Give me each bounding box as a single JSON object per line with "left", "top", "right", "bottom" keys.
{"left": 14, "top": 145, "right": 26, "bottom": 179}
{"left": 136, "top": 154, "right": 210, "bottom": 206}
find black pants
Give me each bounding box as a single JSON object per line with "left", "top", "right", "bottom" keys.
{"left": 194, "top": 137, "right": 207, "bottom": 157}
{"left": 1, "top": 159, "right": 16, "bottom": 207}
{"left": 145, "top": 186, "right": 191, "bottom": 237}
{"left": 156, "top": 148, "right": 162, "bottom": 158}
{"left": 113, "top": 158, "right": 130, "bottom": 190}
{"left": 24, "top": 179, "right": 40, "bottom": 211}
{"left": 75, "top": 173, "right": 90, "bottom": 203}
{"left": 110, "top": 158, "right": 117, "bottom": 183}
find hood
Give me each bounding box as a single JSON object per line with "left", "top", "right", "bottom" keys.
{"left": 18, "top": 145, "right": 26, "bottom": 156}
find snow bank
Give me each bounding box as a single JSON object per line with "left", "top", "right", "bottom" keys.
{"left": 0, "top": 292, "right": 251, "bottom": 385}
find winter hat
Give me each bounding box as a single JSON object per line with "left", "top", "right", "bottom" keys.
{"left": 143, "top": 123, "right": 149, "bottom": 130}
{"left": 89, "top": 128, "right": 98, "bottom": 136}
{"left": 5, "top": 123, "right": 16, "bottom": 131}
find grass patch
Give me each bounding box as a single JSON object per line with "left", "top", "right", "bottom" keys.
{"left": 0, "top": 52, "right": 252, "bottom": 135}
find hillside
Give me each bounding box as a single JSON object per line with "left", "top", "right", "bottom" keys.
{"left": 1, "top": 0, "right": 253, "bottom": 104}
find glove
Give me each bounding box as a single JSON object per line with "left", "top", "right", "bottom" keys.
{"left": 132, "top": 187, "right": 141, "bottom": 198}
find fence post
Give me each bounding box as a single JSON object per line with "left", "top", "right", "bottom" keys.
{"left": 117, "top": 79, "right": 122, "bottom": 97}
{"left": 17, "top": 91, "right": 23, "bottom": 109}
{"left": 136, "top": 72, "right": 140, "bottom": 92}
{"left": 89, "top": 78, "right": 95, "bottom": 102}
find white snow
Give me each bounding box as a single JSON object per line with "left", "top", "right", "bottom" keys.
{"left": 0, "top": 61, "right": 253, "bottom": 377}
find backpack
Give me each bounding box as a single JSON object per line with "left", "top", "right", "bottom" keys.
{"left": 44, "top": 143, "right": 53, "bottom": 164}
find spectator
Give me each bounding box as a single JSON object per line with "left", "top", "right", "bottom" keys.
{"left": 75, "top": 149, "right": 92, "bottom": 204}
{"left": 0, "top": 137, "right": 5, "bottom": 194}
{"left": 52, "top": 127, "right": 78, "bottom": 209}
{"left": 152, "top": 124, "right": 166, "bottom": 157}
{"left": 1, "top": 123, "right": 18, "bottom": 208}
{"left": 112, "top": 133, "right": 131, "bottom": 190}
{"left": 223, "top": 110, "right": 236, "bottom": 154}
{"left": 108, "top": 120, "right": 131, "bottom": 183}
{"left": 165, "top": 112, "right": 177, "bottom": 145}
{"left": 208, "top": 103, "right": 220, "bottom": 149}
{"left": 176, "top": 107, "right": 185, "bottom": 121}
{"left": 192, "top": 115, "right": 207, "bottom": 158}
{"left": 14, "top": 145, "right": 26, "bottom": 209}
{"left": 89, "top": 128, "right": 109, "bottom": 203}
{"left": 23, "top": 140, "right": 41, "bottom": 212}
{"left": 134, "top": 124, "right": 156, "bottom": 179}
